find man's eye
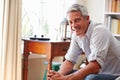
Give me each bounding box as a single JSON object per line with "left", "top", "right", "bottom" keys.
{"left": 75, "top": 19, "right": 80, "bottom": 23}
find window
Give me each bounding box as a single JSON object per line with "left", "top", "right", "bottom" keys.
{"left": 22, "top": 0, "right": 75, "bottom": 40}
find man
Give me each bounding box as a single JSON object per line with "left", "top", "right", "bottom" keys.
{"left": 47, "top": 4, "right": 120, "bottom": 80}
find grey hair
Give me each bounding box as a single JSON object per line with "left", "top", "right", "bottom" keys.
{"left": 67, "top": 4, "right": 89, "bottom": 16}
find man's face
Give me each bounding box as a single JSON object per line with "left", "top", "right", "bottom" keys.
{"left": 67, "top": 11, "right": 89, "bottom": 37}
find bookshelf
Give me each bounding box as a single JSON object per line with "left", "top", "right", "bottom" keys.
{"left": 104, "top": 0, "right": 120, "bottom": 36}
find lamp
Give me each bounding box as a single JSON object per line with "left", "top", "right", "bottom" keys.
{"left": 59, "top": 18, "right": 71, "bottom": 41}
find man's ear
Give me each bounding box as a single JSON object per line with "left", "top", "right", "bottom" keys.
{"left": 86, "top": 16, "right": 90, "bottom": 20}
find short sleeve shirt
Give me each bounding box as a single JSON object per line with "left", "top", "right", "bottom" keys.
{"left": 65, "top": 21, "right": 120, "bottom": 75}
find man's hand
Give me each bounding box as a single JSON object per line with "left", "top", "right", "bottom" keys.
{"left": 47, "top": 70, "right": 67, "bottom": 80}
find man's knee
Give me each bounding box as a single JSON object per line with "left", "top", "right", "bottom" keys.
{"left": 84, "top": 74, "right": 118, "bottom": 80}
{"left": 84, "top": 74, "right": 97, "bottom": 80}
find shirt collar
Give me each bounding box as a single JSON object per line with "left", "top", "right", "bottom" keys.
{"left": 85, "top": 21, "right": 94, "bottom": 39}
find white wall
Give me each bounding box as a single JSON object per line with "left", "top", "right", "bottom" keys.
{"left": 73, "top": 0, "right": 85, "bottom": 5}
{"left": 64, "top": 0, "right": 105, "bottom": 23}
{"left": 84, "top": 0, "right": 105, "bottom": 23}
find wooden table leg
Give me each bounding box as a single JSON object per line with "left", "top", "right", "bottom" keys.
{"left": 47, "top": 56, "right": 53, "bottom": 80}
{"left": 23, "top": 41, "right": 30, "bottom": 80}
{"left": 23, "top": 52, "right": 30, "bottom": 80}
{"left": 46, "top": 43, "right": 52, "bottom": 71}
{"left": 47, "top": 59, "right": 52, "bottom": 71}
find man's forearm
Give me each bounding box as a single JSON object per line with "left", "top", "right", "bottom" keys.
{"left": 65, "top": 60, "right": 100, "bottom": 80}
{"left": 58, "top": 60, "right": 74, "bottom": 75}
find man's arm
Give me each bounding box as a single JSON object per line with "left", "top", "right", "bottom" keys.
{"left": 65, "top": 60, "right": 101, "bottom": 80}
{"left": 58, "top": 60, "right": 74, "bottom": 75}
{"left": 47, "top": 60, "right": 74, "bottom": 80}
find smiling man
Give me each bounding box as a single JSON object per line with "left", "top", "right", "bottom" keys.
{"left": 47, "top": 4, "right": 120, "bottom": 80}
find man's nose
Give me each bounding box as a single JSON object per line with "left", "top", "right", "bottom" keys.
{"left": 71, "top": 22, "right": 77, "bottom": 28}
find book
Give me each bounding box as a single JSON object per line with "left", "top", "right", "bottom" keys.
{"left": 107, "top": 16, "right": 112, "bottom": 30}
{"left": 117, "top": 20, "right": 120, "bottom": 34}
{"left": 116, "top": 0, "right": 120, "bottom": 12}
{"left": 111, "top": 0, "right": 117, "bottom": 12}
{"left": 111, "top": 0, "right": 120, "bottom": 12}
{"left": 108, "top": 0, "right": 112, "bottom": 12}
{"left": 111, "top": 18, "right": 120, "bottom": 34}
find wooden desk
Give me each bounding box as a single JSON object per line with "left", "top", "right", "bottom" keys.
{"left": 22, "top": 39, "right": 70, "bottom": 80}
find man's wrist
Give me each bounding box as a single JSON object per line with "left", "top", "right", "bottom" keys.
{"left": 65, "top": 74, "right": 74, "bottom": 80}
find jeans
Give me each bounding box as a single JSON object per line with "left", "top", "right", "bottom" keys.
{"left": 68, "top": 70, "right": 118, "bottom": 80}
{"left": 84, "top": 74, "right": 118, "bottom": 80}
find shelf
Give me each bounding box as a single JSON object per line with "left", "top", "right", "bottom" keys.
{"left": 104, "top": 0, "right": 120, "bottom": 36}
{"left": 113, "top": 34, "right": 120, "bottom": 37}
{"left": 113, "top": 34, "right": 120, "bottom": 41}
{"left": 104, "top": 12, "right": 120, "bottom": 15}
{"left": 104, "top": 12, "right": 120, "bottom": 19}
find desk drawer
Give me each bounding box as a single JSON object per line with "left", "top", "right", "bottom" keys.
{"left": 52, "top": 43, "right": 70, "bottom": 56}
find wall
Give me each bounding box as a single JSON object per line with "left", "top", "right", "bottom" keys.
{"left": 85, "top": 0, "right": 105, "bottom": 23}
{"left": 71, "top": 0, "right": 105, "bottom": 23}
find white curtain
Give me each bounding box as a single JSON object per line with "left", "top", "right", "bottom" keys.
{"left": 0, "top": 0, "right": 22, "bottom": 80}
